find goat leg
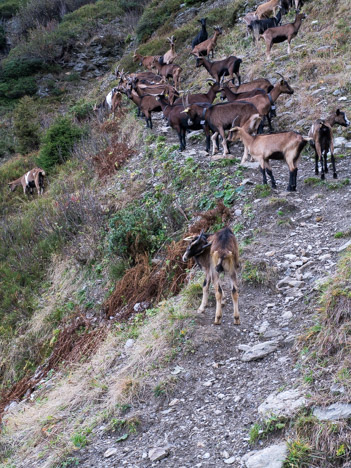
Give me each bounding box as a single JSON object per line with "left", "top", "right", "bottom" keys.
{"left": 266, "top": 168, "right": 277, "bottom": 189}
{"left": 214, "top": 281, "right": 223, "bottom": 325}
{"left": 330, "top": 141, "right": 337, "bottom": 178}
{"left": 314, "top": 150, "right": 319, "bottom": 175}
{"left": 199, "top": 274, "right": 211, "bottom": 313}
{"left": 287, "top": 169, "right": 295, "bottom": 191}
{"left": 323, "top": 150, "right": 328, "bottom": 173}
{"left": 260, "top": 166, "right": 268, "bottom": 185}
{"left": 230, "top": 275, "right": 240, "bottom": 325}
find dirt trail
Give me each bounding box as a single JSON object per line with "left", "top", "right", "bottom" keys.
{"left": 73, "top": 114, "right": 351, "bottom": 467}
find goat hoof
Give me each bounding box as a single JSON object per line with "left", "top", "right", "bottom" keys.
{"left": 287, "top": 185, "right": 293, "bottom": 192}
{"left": 272, "top": 183, "right": 277, "bottom": 189}
{"left": 234, "top": 319, "right": 240, "bottom": 325}
{"left": 315, "top": 170, "right": 319, "bottom": 175}
{"left": 213, "top": 320, "right": 222, "bottom": 325}
{"left": 325, "top": 168, "right": 329, "bottom": 173}
{"left": 321, "top": 174, "right": 325, "bottom": 180}
{"left": 197, "top": 308, "right": 205, "bottom": 314}
{"left": 333, "top": 173, "right": 338, "bottom": 179}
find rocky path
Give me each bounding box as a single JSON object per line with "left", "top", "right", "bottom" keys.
{"left": 75, "top": 115, "right": 351, "bottom": 467}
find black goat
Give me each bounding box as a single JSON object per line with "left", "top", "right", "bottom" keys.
{"left": 249, "top": 10, "right": 282, "bottom": 43}
{"left": 191, "top": 18, "right": 208, "bottom": 50}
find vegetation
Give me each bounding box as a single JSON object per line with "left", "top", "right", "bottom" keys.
{"left": 13, "top": 96, "right": 41, "bottom": 154}
{"left": 36, "top": 116, "right": 83, "bottom": 171}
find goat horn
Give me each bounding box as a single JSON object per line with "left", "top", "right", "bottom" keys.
{"left": 231, "top": 116, "right": 239, "bottom": 126}
{"left": 276, "top": 72, "right": 285, "bottom": 80}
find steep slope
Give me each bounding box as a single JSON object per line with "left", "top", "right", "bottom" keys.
{"left": 0, "top": 0, "right": 351, "bottom": 467}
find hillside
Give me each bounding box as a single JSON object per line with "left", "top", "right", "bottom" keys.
{"left": 0, "top": 0, "right": 351, "bottom": 467}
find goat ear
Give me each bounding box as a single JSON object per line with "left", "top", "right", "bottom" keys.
{"left": 336, "top": 109, "right": 341, "bottom": 115}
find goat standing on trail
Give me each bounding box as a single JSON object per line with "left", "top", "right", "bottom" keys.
{"left": 182, "top": 227, "right": 240, "bottom": 325}
{"left": 228, "top": 125, "right": 311, "bottom": 191}
{"left": 260, "top": 13, "right": 306, "bottom": 60}
{"left": 94, "top": 88, "right": 122, "bottom": 120}
{"left": 8, "top": 168, "right": 46, "bottom": 196}
{"left": 308, "top": 109, "right": 350, "bottom": 180}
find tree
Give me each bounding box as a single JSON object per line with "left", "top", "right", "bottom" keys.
{"left": 13, "top": 96, "right": 41, "bottom": 154}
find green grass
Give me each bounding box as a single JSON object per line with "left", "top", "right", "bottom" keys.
{"left": 253, "top": 184, "right": 271, "bottom": 198}
{"left": 249, "top": 415, "right": 287, "bottom": 444}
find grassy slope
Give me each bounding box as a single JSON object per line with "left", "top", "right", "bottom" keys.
{"left": 0, "top": 0, "right": 350, "bottom": 466}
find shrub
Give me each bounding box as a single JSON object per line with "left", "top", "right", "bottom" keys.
{"left": 0, "top": 76, "right": 37, "bottom": 99}
{"left": 0, "top": 0, "right": 23, "bottom": 19}
{"left": 108, "top": 202, "right": 167, "bottom": 260}
{"left": 13, "top": 96, "right": 41, "bottom": 154}
{"left": 37, "top": 116, "right": 83, "bottom": 171}
{"left": 0, "top": 26, "right": 6, "bottom": 50}
{"left": 0, "top": 58, "right": 44, "bottom": 79}
{"left": 69, "top": 99, "right": 94, "bottom": 121}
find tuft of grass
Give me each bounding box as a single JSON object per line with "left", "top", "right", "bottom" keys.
{"left": 254, "top": 184, "right": 271, "bottom": 198}
{"left": 284, "top": 440, "right": 312, "bottom": 467}
{"left": 249, "top": 415, "right": 287, "bottom": 444}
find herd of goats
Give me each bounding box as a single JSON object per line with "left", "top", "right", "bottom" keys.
{"left": 6, "top": 0, "right": 350, "bottom": 323}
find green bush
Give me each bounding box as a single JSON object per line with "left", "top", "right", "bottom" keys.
{"left": 1, "top": 58, "right": 45, "bottom": 79}
{"left": 108, "top": 203, "right": 167, "bottom": 259}
{"left": 0, "top": 26, "right": 6, "bottom": 50}
{"left": 37, "top": 116, "right": 83, "bottom": 171}
{"left": 69, "top": 99, "right": 94, "bottom": 121}
{"left": 0, "top": 76, "right": 37, "bottom": 99}
{"left": 13, "top": 96, "right": 41, "bottom": 153}
{"left": 0, "top": 0, "right": 24, "bottom": 19}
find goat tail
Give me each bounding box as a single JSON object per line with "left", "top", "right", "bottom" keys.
{"left": 158, "top": 55, "right": 165, "bottom": 65}
{"left": 215, "top": 258, "right": 224, "bottom": 273}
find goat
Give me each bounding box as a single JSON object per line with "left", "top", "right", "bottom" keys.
{"left": 248, "top": 10, "right": 282, "bottom": 43}
{"left": 159, "top": 36, "right": 177, "bottom": 65}
{"left": 152, "top": 59, "right": 182, "bottom": 90}
{"left": 8, "top": 168, "right": 46, "bottom": 196}
{"left": 308, "top": 109, "right": 350, "bottom": 180}
{"left": 227, "top": 78, "right": 273, "bottom": 94}
{"left": 182, "top": 227, "right": 240, "bottom": 325}
{"left": 94, "top": 87, "right": 122, "bottom": 120}
{"left": 220, "top": 81, "right": 268, "bottom": 102}
{"left": 194, "top": 56, "right": 242, "bottom": 86}
{"left": 191, "top": 18, "right": 208, "bottom": 49}
{"left": 228, "top": 126, "right": 311, "bottom": 191}
{"left": 182, "top": 101, "right": 262, "bottom": 157}
{"left": 255, "top": 0, "right": 281, "bottom": 19}
{"left": 121, "top": 81, "right": 162, "bottom": 128}
{"left": 133, "top": 51, "right": 160, "bottom": 70}
{"left": 234, "top": 74, "right": 294, "bottom": 132}
{"left": 157, "top": 94, "right": 211, "bottom": 151}
{"left": 173, "top": 81, "right": 221, "bottom": 106}
{"left": 191, "top": 26, "right": 223, "bottom": 59}
{"left": 260, "top": 13, "right": 306, "bottom": 60}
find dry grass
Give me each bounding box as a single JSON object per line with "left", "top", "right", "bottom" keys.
{"left": 0, "top": 287, "right": 198, "bottom": 467}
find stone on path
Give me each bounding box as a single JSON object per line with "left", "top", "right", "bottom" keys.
{"left": 240, "top": 341, "right": 279, "bottom": 362}
{"left": 104, "top": 448, "right": 118, "bottom": 458}
{"left": 313, "top": 403, "right": 351, "bottom": 421}
{"left": 242, "top": 443, "right": 287, "bottom": 468}
{"left": 148, "top": 447, "right": 170, "bottom": 462}
{"left": 258, "top": 389, "right": 306, "bottom": 418}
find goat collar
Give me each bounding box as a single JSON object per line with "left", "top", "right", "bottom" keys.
{"left": 202, "top": 107, "right": 207, "bottom": 119}
{"left": 267, "top": 93, "right": 274, "bottom": 106}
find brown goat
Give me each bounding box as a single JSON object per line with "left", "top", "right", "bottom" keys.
{"left": 160, "top": 36, "right": 177, "bottom": 65}
{"left": 195, "top": 56, "right": 242, "bottom": 86}
{"left": 8, "top": 168, "right": 46, "bottom": 196}
{"left": 182, "top": 227, "right": 240, "bottom": 325}
{"left": 183, "top": 101, "right": 262, "bottom": 157}
{"left": 308, "top": 109, "right": 350, "bottom": 179}
{"left": 191, "top": 26, "right": 223, "bottom": 58}
{"left": 231, "top": 75, "right": 294, "bottom": 132}
{"left": 133, "top": 51, "right": 160, "bottom": 70}
{"left": 255, "top": 0, "right": 280, "bottom": 19}
{"left": 260, "top": 13, "right": 306, "bottom": 60}
{"left": 227, "top": 78, "right": 273, "bottom": 94}
{"left": 228, "top": 126, "right": 311, "bottom": 191}
{"left": 152, "top": 59, "right": 182, "bottom": 90}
